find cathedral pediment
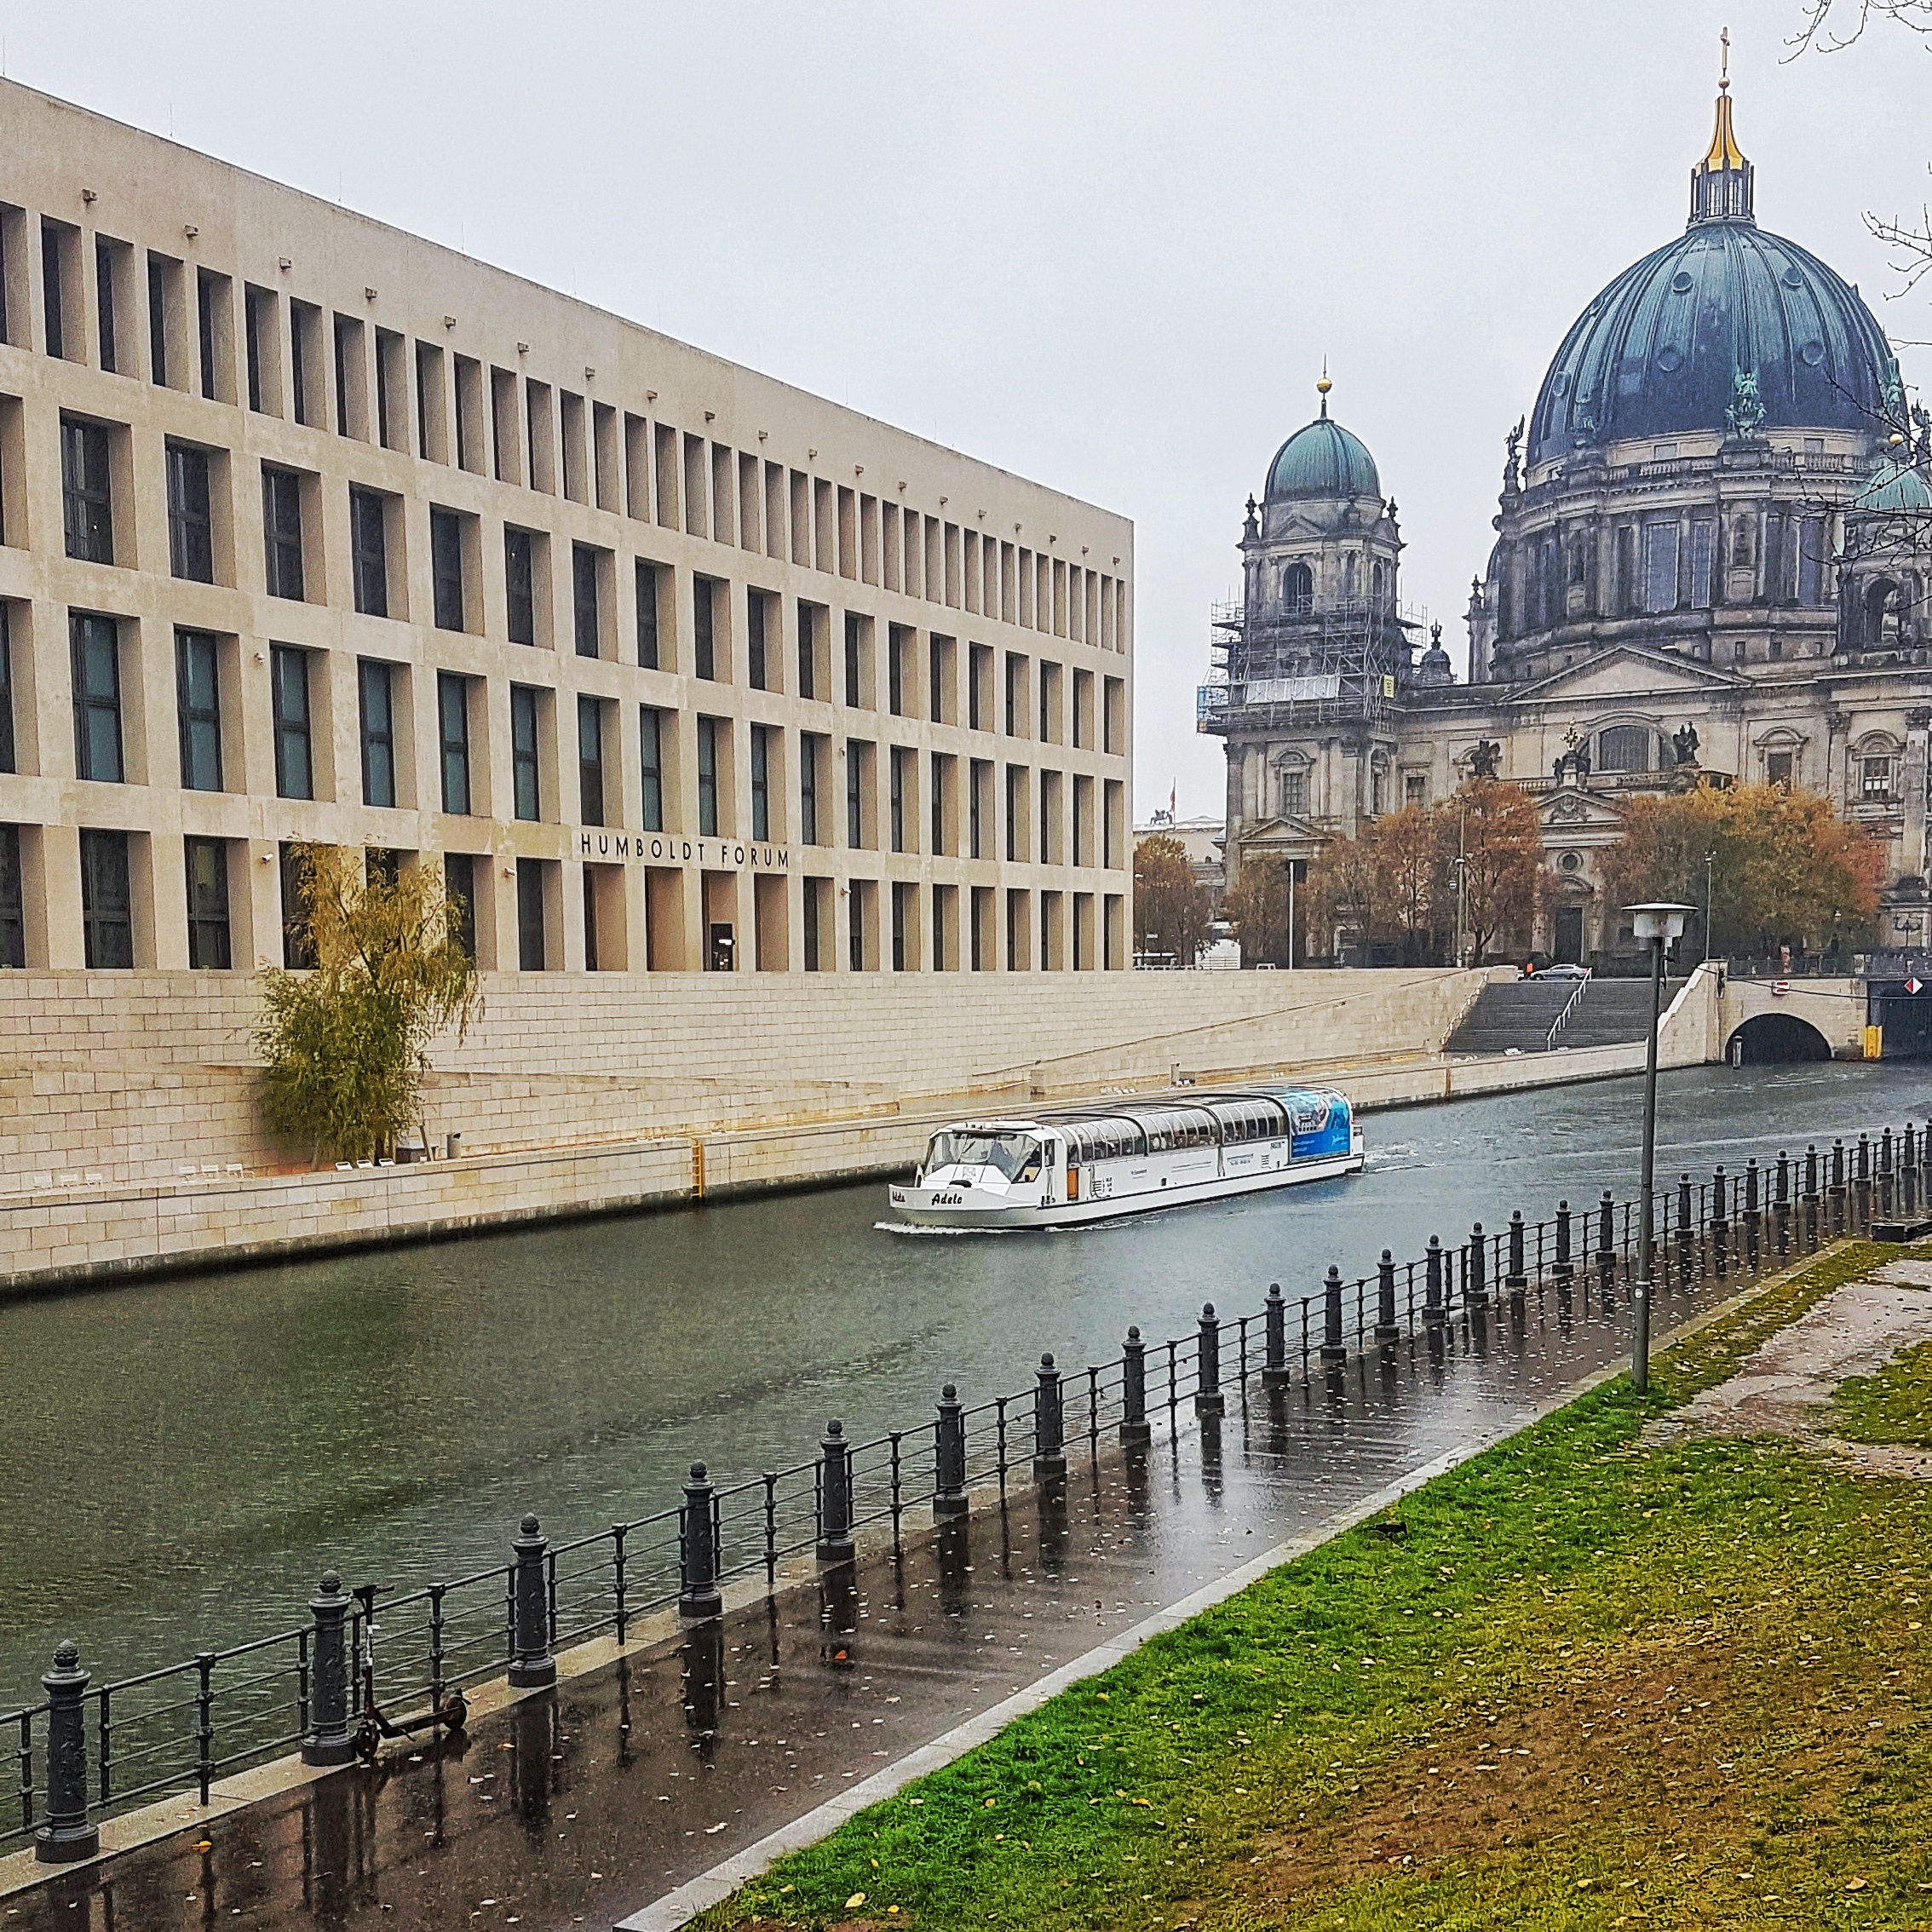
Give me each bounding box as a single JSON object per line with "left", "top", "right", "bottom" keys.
{"left": 1506, "top": 646, "right": 1745, "bottom": 705}
{"left": 1539, "top": 788, "right": 1629, "bottom": 832}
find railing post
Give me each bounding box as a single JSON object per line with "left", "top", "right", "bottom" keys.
{"left": 1674, "top": 1171, "right": 1693, "bottom": 1285}
{"left": 1423, "top": 1239, "right": 1446, "bottom": 1330}
{"left": 34, "top": 1643, "right": 98, "bottom": 1864}
{"left": 1829, "top": 1137, "right": 1847, "bottom": 1236}
{"left": 1195, "top": 1302, "right": 1224, "bottom": 1417}
{"left": 934, "top": 1383, "right": 969, "bottom": 1514}
{"left": 1262, "top": 1287, "right": 1290, "bottom": 1389}
{"left": 1552, "top": 1199, "right": 1573, "bottom": 1295}
{"left": 1374, "top": 1250, "right": 1400, "bottom": 1344}
{"left": 1120, "top": 1330, "right": 1153, "bottom": 1444}
{"left": 1033, "top": 1354, "right": 1067, "bottom": 1481}
{"left": 1854, "top": 1133, "right": 1872, "bottom": 1233}
{"left": 677, "top": 1469, "right": 722, "bottom": 1621}
{"left": 1804, "top": 1144, "right": 1820, "bottom": 1251}
{"left": 1711, "top": 1165, "right": 1729, "bottom": 1279}
{"left": 1592, "top": 1191, "right": 1613, "bottom": 1301}
{"left": 1744, "top": 1157, "right": 1761, "bottom": 1269}
{"left": 301, "top": 1572, "right": 354, "bottom": 1766}
{"left": 1497, "top": 1210, "right": 1521, "bottom": 1306}
{"left": 1880, "top": 1127, "right": 1896, "bottom": 1220}
{"left": 1902, "top": 1124, "right": 1918, "bottom": 1216}
{"left": 508, "top": 1515, "right": 558, "bottom": 1682}
{"left": 818, "top": 1420, "right": 855, "bottom": 1565}
{"left": 1467, "top": 1222, "right": 1486, "bottom": 1308}
{"left": 1774, "top": 1151, "right": 1791, "bottom": 1258}
{"left": 1320, "top": 1263, "right": 1348, "bottom": 1364}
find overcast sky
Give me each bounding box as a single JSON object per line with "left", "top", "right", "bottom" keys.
{"left": 9, "top": 0, "right": 1929, "bottom": 817}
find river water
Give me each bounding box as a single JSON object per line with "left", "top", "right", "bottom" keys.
{"left": 4, "top": 1058, "right": 1925, "bottom": 1708}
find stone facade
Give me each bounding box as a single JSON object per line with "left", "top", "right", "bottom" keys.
{"left": 0, "top": 78, "right": 1134, "bottom": 986}
{"left": 1208, "top": 72, "right": 1932, "bottom": 964}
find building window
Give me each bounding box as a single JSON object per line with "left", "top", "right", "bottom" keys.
{"left": 511, "top": 685, "right": 542, "bottom": 822}
{"left": 505, "top": 527, "right": 536, "bottom": 645}
{"left": 1279, "top": 768, "right": 1306, "bottom": 816}
{"left": 166, "top": 444, "right": 214, "bottom": 583}
{"left": 697, "top": 716, "right": 721, "bottom": 837}
{"left": 640, "top": 706, "right": 664, "bottom": 831}
{"left": 279, "top": 842, "right": 316, "bottom": 968}
{"left": 1403, "top": 773, "right": 1427, "bottom": 808}
{"left": 572, "top": 543, "right": 601, "bottom": 658}
{"left": 578, "top": 694, "right": 605, "bottom": 825}
{"left": 892, "top": 881, "right": 907, "bottom": 972}
{"left": 0, "top": 823, "right": 25, "bottom": 969}
{"left": 1797, "top": 518, "right": 1824, "bottom": 605}
{"left": 271, "top": 646, "right": 312, "bottom": 800}
{"left": 70, "top": 613, "right": 124, "bottom": 783}
{"left": 147, "top": 254, "right": 169, "bottom": 388}
{"left": 848, "top": 881, "right": 867, "bottom": 972}
{"left": 197, "top": 270, "right": 221, "bottom": 400}
{"left": 263, "top": 467, "right": 305, "bottom": 601}
{"left": 42, "top": 219, "right": 69, "bottom": 359}
{"left": 79, "top": 829, "right": 134, "bottom": 969}
{"left": 844, "top": 612, "right": 862, "bottom": 707}
{"left": 516, "top": 860, "right": 546, "bottom": 970}
{"left": 431, "top": 508, "right": 465, "bottom": 631}
{"left": 889, "top": 746, "right": 906, "bottom": 854}
{"left": 1690, "top": 520, "right": 1715, "bottom": 607}
{"left": 444, "top": 852, "right": 476, "bottom": 961}
{"left": 750, "top": 722, "right": 771, "bottom": 841}
{"left": 803, "top": 876, "right": 820, "bottom": 970}
{"left": 96, "top": 238, "right": 120, "bottom": 371}
{"left": 1863, "top": 755, "right": 1894, "bottom": 802}
{"left": 748, "top": 591, "right": 769, "bottom": 691}
{"left": 800, "top": 733, "right": 819, "bottom": 845}
{"left": 439, "top": 671, "right": 472, "bottom": 814}
{"left": 1642, "top": 522, "right": 1679, "bottom": 614}
{"left": 694, "top": 575, "right": 718, "bottom": 680}
{"left": 847, "top": 739, "right": 865, "bottom": 848}
{"left": 184, "top": 836, "right": 232, "bottom": 969}
{"left": 636, "top": 561, "right": 661, "bottom": 669}
{"left": 1766, "top": 750, "right": 1794, "bottom": 791}
{"left": 61, "top": 418, "right": 113, "bottom": 564}
{"left": 1597, "top": 724, "right": 1652, "bottom": 773}
{"left": 931, "top": 751, "right": 946, "bottom": 854}
{"left": 350, "top": 488, "right": 388, "bottom": 617}
{"left": 0, "top": 608, "right": 15, "bottom": 775}
{"left": 796, "top": 601, "right": 818, "bottom": 700}
{"left": 1004, "top": 653, "right": 1021, "bottom": 736}
{"left": 175, "top": 630, "right": 223, "bottom": 792}
{"left": 1284, "top": 561, "right": 1313, "bottom": 612}
{"left": 969, "top": 758, "right": 987, "bottom": 858}
{"left": 930, "top": 634, "right": 947, "bottom": 725}
{"left": 359, "top": 658, "right": 397, "bottom": 807}
{"left": 888, "top": 625, "right": 906, "bottom": 716}
{"left": 1005, "top": 765, "right": 1021, "bottom": 861}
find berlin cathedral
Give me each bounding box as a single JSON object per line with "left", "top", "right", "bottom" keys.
{"left": 1205, "top": 60, "right": 1932, "bottom": 963}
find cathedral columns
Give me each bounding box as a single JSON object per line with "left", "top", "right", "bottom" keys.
{"left": 1907, "top": 708, "right": 1930, "bottom": 881}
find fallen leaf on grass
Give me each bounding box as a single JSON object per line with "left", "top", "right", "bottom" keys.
{"left": 845, "top": 1893, "right": 866, "bottom": 1910}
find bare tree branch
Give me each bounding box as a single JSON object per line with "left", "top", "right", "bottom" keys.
{"left": 1787, "top": 0, "right": 1932, "bottom": 59}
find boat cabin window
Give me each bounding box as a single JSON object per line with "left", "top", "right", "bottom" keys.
{"left": 1212, "top": 1098, "right": 1287, "bottom": 1144}
{"left": 1061, "top": 1118, "right": 1145, "bottom": 1163}
{"left": 925, "top": 1130, "right": 1039, "bottom": 1180}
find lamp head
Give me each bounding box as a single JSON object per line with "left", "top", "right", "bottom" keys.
{"left": 1627, "top": 901, "right": 1695, "bottom": 943}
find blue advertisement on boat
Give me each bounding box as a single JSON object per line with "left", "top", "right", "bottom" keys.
{"left": 1276, "top": 1089, "right": 1354, "bottom": 1161}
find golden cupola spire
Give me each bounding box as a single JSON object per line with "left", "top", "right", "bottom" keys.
{"left": 1690, "top": 27, "right": 1754, "bottom": 225}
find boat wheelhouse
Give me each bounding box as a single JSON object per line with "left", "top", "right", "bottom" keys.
{"left": 888, "top": 1087, "right": 1363, "bottom": 1229}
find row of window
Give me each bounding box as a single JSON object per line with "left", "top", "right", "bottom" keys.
{"left": 0, "top": 822, "right": 1125, "bottom": 976}
{"left": 9, "top": 210, "right": 1127, "bottom": 647}
{"left": 3, "top": 607, "right": 1126, "bottom": 864}
{"left": 44, "top": 423, "right": 1128, "bottom": 747}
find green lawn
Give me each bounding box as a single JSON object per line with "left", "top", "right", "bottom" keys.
{"left": 698, "top": 1243, "right": 1932, "bottom": 1931}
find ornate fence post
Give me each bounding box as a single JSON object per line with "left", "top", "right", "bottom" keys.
{"left": 1553, "top": 1200, "right": 1574, "bottom": 1300}
{"left": 1320, "top": 1264, "right": 1348, "bottom": 1365}
{"left": 1196, "top": 1303, "right": 1224, "bottom": 1417}
{"left": 1880, "top": 1128, "right": 1896, "bottom": 1221}
{"left": 1466, "top": 1222, "right": 1486, "bottom": 1309}
{"left": 677, "top": 1469, "right": 723, "bottom": 1622}
{"left": 1855, "top": 1133, "right": 1872, "bottom": 1234}
{"left": 1904, "top": 1124, "right": 1919, "bottom": 1217}
{"left": 509, "top": 1515, "right": 558, "bottom": 1684}
{"left": 1596, "top": 1191, "right": 1615, "bottom": 1302}
{"left": 34, "top": 1642, "right": 99, "bottom": 1864}
{"left": 1804, "top": 1143, "right": 1820, "bottom": 1251}
{"left": 1829, "top": 1138, "right": 1847, "bottom": 1237}
{"left": 1502, "top": 1211, "right": 1525, "bottom": 1307}
{"left": 934, "top": 1384, "right": 969, "bottom": 1517}
{"left": 1744, "top": 1157, "right": 1762, "bottom": 1269}
{"left": 1121, "top": 1327, "right": 1152, "bottom": 1443}
{"left": 1033, "top": 1354, "right": 1067, "bottom": 1481}
{"left": 302, "top": 1572, "right": 355, "bottom": 1766}
{"left": 1262, "top": 1287, "right": 1290, "bottom": 1389}
{"left": 1711, "top": 1165, "right": 1729, "bottom": 1279}
{"left": 818, "top": 1420, "right": 855, "bottom": 1564}
{"left": 1774, "top": 1151, "right": 1791, "bottom": 1258}
{"left": 1374, "top": 1251, "right": 1400, "bottom": 1344}
{"left": 1423, "top": 1239, "right": 1446, "bottom": 1330}
{"left": 1675, "top": 1173, "right": 1693, "bottom": 1286}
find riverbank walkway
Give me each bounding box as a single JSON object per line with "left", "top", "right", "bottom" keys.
{"left": 2, "top": 1240, "right": 1778, "bottom": 1932}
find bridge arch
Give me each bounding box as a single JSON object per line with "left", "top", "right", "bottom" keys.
{"left": 1725, "top": 1013, "right": 1832, "bottom": 1066}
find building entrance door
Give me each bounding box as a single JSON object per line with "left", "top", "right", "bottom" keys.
{"left": 707, "top": 923, "right": 735, "bottom": 973}
{"left": 1554, "top": 906, "right": 1584, "bottom": 965}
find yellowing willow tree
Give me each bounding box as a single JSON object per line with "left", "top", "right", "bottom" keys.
{"left": 256, "top": 845, "right": 481, "bottom": 1164}
{"left": 1600, "top": 782, "right": 1883, "bottom": 959}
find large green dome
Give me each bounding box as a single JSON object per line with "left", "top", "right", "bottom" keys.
{"left": 1265, "top": 409, "right": 1382, "bottom": 503}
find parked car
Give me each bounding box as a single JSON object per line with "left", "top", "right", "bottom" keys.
{"left": 1532, "top": 962, "right": 1591, "bottom": 980}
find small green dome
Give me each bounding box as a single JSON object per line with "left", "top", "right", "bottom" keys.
{"left": 1265, "top": 413, "right": 1382, "bottom": 503}
{"left": 1854, "top": 451, "right": 1932, "bottom": 514}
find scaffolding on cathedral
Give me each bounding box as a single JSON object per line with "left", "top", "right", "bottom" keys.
{"left": 1196, "top": 596, "right": 1425, "bottom": 735}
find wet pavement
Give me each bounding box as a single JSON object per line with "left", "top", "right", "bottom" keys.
{"left": 3, "top": 1259, "right": 1751, "bottom": 1932}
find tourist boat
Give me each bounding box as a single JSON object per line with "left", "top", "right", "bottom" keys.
{"left": 887, "top": 1087, "right": 1363, "bottom": 1229}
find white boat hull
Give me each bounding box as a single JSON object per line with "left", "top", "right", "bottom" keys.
{"left": 888, "top": 1140, "right": 1365, "bottom": 1230}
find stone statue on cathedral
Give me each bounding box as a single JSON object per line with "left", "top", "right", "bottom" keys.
{"left": 1725, "top": 367, "right": 1765, "bottom": 438}
{"left": 1673, "top": 722, "right": 1700, "bottom": 766}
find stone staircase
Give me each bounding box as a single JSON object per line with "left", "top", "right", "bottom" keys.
{"left": 1443, "top": 976, "right": 1685, "bottom": 1056}
{"left": 1554, "top": 979, "right": 1683, "bottom": 1049}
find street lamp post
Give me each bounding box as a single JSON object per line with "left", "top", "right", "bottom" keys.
{"left": 1628, "top": 902, "right": 1693, "bottom": 1394}
{"left": 1285, "top": 856, "right": 1297, "bottom": 973}
{"left": 1702, "top": 851, "right": 1716, "bottom": 964}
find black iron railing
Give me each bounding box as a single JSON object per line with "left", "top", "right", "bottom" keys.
{"left": 8, "top": 1116, "right": 1929, "bottom": 1860}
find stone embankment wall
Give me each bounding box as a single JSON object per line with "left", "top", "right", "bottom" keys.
{"left": 0, "top": 965, "right": 1719, "bottom": 1294}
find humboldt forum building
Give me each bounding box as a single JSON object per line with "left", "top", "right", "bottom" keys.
{"left": 1208, "top": 69, "right": 1932, "bottom": 964}
{"left": 0, "top": 81, "right": 1134, "bottom": 982}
